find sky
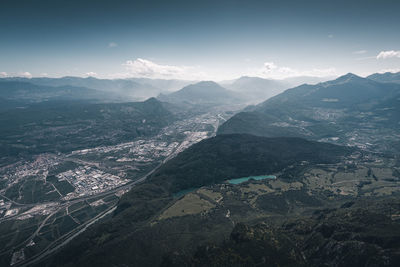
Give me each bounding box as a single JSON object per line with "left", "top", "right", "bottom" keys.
{"left": 0, "top": 0, "right": 399, "bottom": 81}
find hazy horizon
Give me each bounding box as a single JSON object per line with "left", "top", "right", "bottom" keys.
{"left": 1, "top": 70, "right": 398, "bottom": 83}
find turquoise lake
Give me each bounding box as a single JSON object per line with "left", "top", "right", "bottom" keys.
{"left": 227, "top": 175, "right": 276, "bottom": 185}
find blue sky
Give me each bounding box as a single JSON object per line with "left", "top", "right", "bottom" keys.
{"left": 1, "top": 0, "right": 399, "bottom": 80}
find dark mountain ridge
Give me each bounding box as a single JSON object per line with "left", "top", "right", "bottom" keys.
{"left": 218, "top": 73, "right": 400, "bottom": 153}
{"left": 367, "top": 71, "right": 400, "bottom": 84}
{"left": 257, "top": 73, "right": 400, "bottom": 109}
{"left": 147, "top": 134, "right": 353, "bottom": 193}
{"left": 42, "top": 134, "right": 354, "bottom": 267}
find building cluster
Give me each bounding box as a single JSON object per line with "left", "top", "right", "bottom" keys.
{"left": 0, "top": 154, "right": 60, "bottom": 189}
{"left": 57, "top": 166, "right": 129, "bottom": 199}
{"left": 128, "top": 141, "right": 179, "bottom": 161}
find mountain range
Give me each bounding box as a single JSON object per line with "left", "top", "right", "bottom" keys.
{"left": 218, "top": 72, "right": 400, "bottom": 153}
{"left": 1, "top": 71, "right": 400, "bottom": 266}
{"left": 0, "top": 74, "right": 338, "bottom": 107}
{"left": 367, "top": 71, "right": 400, "bottom": 84}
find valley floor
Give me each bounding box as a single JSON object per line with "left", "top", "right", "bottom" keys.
{"left": 0, "top": 107, "right": 236, "bottom": 266}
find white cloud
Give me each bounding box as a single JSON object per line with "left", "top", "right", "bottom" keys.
{"left": 376, "top": 50, "right": 400, "bottom": 59}
{"left": 328, "top": 34, "right": 334, "bottom": 38}
{"left": 85, "top": 72, "right": 98, "bottom": 77}
{"left": 0, "top": 71, "right": 32, "bottom": 78}
{"left": 109, "top": 59, "right": 335, "bottom": 81}
{"left": 19, "top": 72, "right": 32, "bottom": 78}
{"left": 122, "top": 58, "right": 206, "bottom": 80}
{"left": 109, "top": 42, "right": 118, "bottom": 48}
{"left": 262, "top": 62, "right": 277, "bottom": 72}
{"left": 253, "top": 62, "right": 336, "bottom": 79}
{"left": 353, "top": 50, "right": 367, "bottom": 54}
{"left": 124, "top": 58, "right": 183, "bottom": 78}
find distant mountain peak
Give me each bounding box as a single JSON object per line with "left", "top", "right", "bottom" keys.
{"left": 144, "top": 97, "right": 160, "bottom": 104}
{"left": 343, "top": 72, "right": 358, "bottom": 77}
{"left": 181, "top": 81, "right": 227, "bottom": 92}
{"left": 236, "top": 76, "right": 271, "bottom": 82}
{"left": 157, "top": 80, "right": 240, "bottom": 105}
{"left": 237, "top": 76, "right": 258, "bottom": 80}
{"left": 191, "top": 80, "right": 220, "bottom": 86}
{"left": 333, "top": 73, "right": 363, "bottom": 83}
